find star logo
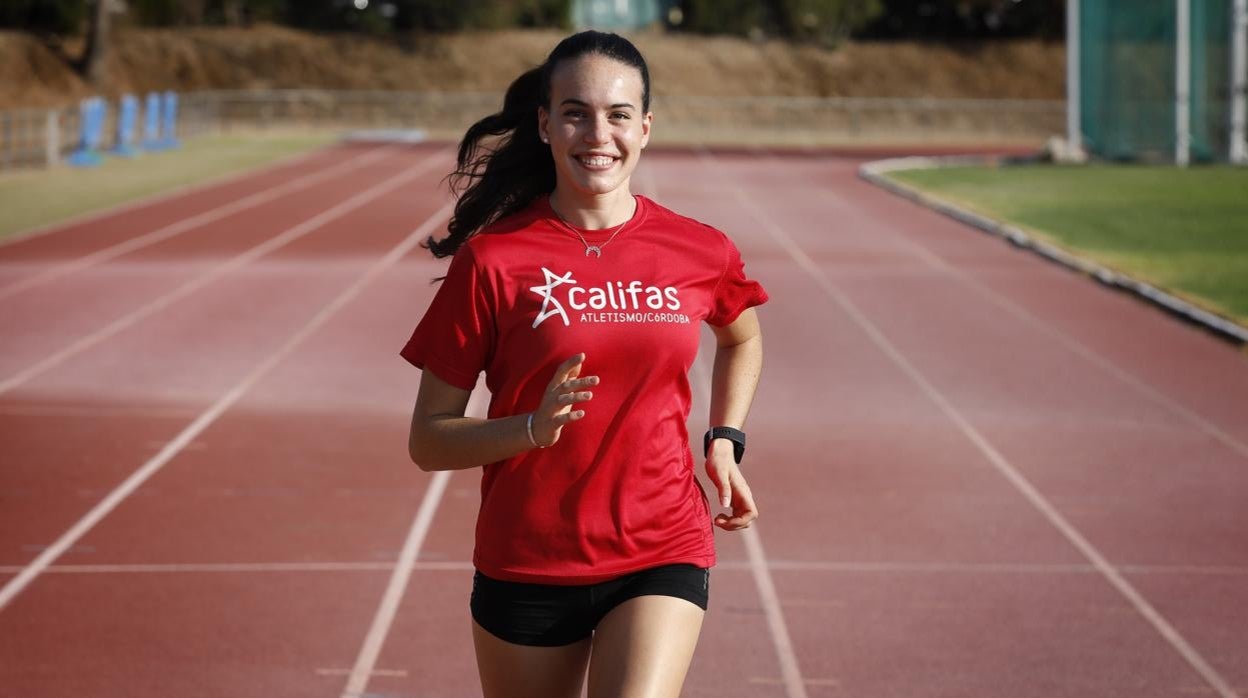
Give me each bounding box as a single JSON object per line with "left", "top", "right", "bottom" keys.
{"left": 529, "top": 267, "right": 577, "bottom": 328}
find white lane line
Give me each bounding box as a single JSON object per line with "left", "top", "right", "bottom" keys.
{"left": 741, "top": 526, "right": 808, "bottom": 698}
{"left": 3, "top": 560, "right": 1246, "bottom": 576}
{"left": 690, "top": 354, "right": 808, "bottom": 698}
{"left": 0, "top": 201, "right": 455, "bottom": 614}
{"left": 341, "top": 377, "right": 490, "bottom": 698}
{"left": 0, "top": 142, "right": 336, "bottom": 249}
{"left": 318, "top": 668, "right": 408, "bottom": 678}
{"left": 0, "top": 405, "right": 201, "bottom": 418}
{"left": 0, "top": 149, "right": 448, "bottom": 397}
{"left": 845, "top": 159, "right": 1248, "bottom": 462}
{"left": 340, "top": 470, "right": 451, "bottom": 698}
{"left": 0, "top": 561, "right": 474, "bottom": 574}
{"left": 652, "top": 156, "right": 807, "bottom": 698}
{"left": 0, "top": 144, "right": 397, "bottom": 301}
{"left": 703, "top": 150, "right": 1241, "bottom": 698}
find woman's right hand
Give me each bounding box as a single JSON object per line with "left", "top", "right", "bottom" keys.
{"left": 530, "top": 352, "right": 598, "bottom": 448}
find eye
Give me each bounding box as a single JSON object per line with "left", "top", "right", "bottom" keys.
{"left": 611, "top": 112, "right": 631, "bottom": 120}
{"left": 563, "top": 110, "right": 585, "bottom": 118}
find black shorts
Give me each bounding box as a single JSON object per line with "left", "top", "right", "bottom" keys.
{"left": 470, "top": 563, "right": 710, "bottom": 647}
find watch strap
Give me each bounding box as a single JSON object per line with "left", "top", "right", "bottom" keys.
{"left": 704, "top": 426, "right": 746, "bottom": 464}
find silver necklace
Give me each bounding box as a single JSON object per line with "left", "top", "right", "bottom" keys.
{"left": 550, "top": 200, "right": 632, "bottom": 258}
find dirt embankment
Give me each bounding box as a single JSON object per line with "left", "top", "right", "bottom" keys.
{"left": 0, "top": 24, "right": 1064, "bottom": 109}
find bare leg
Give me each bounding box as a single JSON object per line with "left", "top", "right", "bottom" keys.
{"left": 472, "top": 619, "right": 592, "bottom": 698}
{"left": 586, "top": 596, "right": 705, "bottom": 698}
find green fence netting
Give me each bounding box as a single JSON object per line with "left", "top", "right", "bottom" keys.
{"left": 1080, "top": 0, "right": 1232, "bottom": 162}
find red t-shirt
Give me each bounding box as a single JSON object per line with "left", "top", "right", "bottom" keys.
{"left": 401, "top": 194, "right": 768, "bottom": 584}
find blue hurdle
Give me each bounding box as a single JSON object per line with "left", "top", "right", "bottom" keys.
{"left": 112, "top": 94, "right": 139, "bottom": 157}
{"left": 66, "top": 97, "right": 106, "bottom": 167}
{"left": 142, "top": 92, "right": 162, "bottom": 150}
{"left": 159, "top": 91, "right": 180, "bottom": 149}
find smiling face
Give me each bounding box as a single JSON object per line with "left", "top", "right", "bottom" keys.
{"left": 537, "top": 54, "right": 652, "bottom": 203}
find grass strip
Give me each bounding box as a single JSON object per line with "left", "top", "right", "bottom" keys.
{"left": 0, "top": 131, "right": 336, "bottom": 241}
{"left": 888, "top": 164, "right": 1248, "bottom": 326}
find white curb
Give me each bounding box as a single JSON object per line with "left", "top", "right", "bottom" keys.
{"left": 859, "top": 156, "right": 1248, "bottom": 346}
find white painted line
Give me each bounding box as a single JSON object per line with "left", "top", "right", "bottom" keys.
{"left": 659, "top": 155, "right": 807, "bottom": 698}
{"left": 0, "top": 142, "right": 335, "bottom": 249}
{"left": 690, "top": 355, "right": 808, "bottom": 698}
{"left": 703, "top": 150, "right": 1241, "bottom": 698}
{"left": 741, "top": 527, "right": 809, "bottom": 698}
{"left": 855, "top": 159, "right": 1248, "bottom": 462}
{"left": 0, "top": 561, "right": 477, "bottom": 574}
{"left": 765, "top": 560, "right": 1099, "bottom": 574}
{"left": 341, "top": 375, "right": 489, "bottom": 698}
{"left": 0, "top": 144, "right": 397, "bottom": 302}
{"left": 749, "top": 677, "right": 841, "bottom": 687}
{"left": 340, "top": 470, "right": 451, "bottom": 698}
{"left": 317, "top": 668, "right": 408, "bottom": 678}
{"left": 0, "top": 404, "right": 201, "bottom": 419}
{"left": 0, "top": 201, "right": 455, "bottom": 614}
{"left": 2, "top": 559, "right": 1241, "bottom": 577}
{"left": 0, "top": 150, "right": 448, "bottom": 397}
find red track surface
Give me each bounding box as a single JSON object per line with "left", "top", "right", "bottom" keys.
{"left": 0, "top": 143, "right": 1245, "bottom": 698}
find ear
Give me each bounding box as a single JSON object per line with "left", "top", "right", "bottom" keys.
{"left": 640, "top": 111, "right": 653, "bottom": 149}
{"left": 537, "top": 106, "right": 550, "bottom": 143}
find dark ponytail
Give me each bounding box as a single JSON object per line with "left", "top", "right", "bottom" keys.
{"left": 424, "top": 30, "right": 651, "bottom": 259}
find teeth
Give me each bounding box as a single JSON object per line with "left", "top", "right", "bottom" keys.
{"left": 580, "top": 156, "right": 614, "bottom": 168}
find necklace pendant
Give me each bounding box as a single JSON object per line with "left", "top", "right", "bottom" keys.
{"left": 585, "top": 245, "right": 603, "bottom": 258}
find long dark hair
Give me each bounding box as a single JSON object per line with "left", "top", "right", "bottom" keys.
{"left": 424, "top": 30, "right": 651, "bottom": 259}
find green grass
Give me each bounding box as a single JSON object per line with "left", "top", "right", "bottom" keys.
{"left": 888, "top": 164, "right": 1248, "bottom": 325}
{"left": 0, "top": 131, "right": 336, "bottom": 240}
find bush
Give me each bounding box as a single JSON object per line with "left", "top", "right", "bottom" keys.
{"left": 392, "top": 0, "right": 570, "bottom": 32}
{"left": 0, "top": 0, "right": 87, "bottom": 34}
{"left": 674, "top": 0, "right": 883, "bottom": 44}
{"left": 677, "top": 0, "right": 765, "bottom": 37}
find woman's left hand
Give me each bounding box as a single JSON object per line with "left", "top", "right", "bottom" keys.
{"left": 705, "top": 441, "right": 758, "bottom": 531}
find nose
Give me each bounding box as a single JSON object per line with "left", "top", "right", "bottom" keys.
{"left": 584, "top": 114, "right": 611, "bottom": 145}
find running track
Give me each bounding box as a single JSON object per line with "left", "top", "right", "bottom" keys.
{"left": 0, "top": 142, "right": 1245, "bottom": 697}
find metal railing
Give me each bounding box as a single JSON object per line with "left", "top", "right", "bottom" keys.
{"left": 0, "top": 93, "right": 219, "bottom": 171}
{"left": 1, "top": 90, "right": 1071, "bottom": 172}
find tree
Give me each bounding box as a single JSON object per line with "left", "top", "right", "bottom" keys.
{"left": 80, "top": 0, "right": 112, "bottom": 84}
{"left": 857, "top": 0, "right": 1066, "bottom": 40}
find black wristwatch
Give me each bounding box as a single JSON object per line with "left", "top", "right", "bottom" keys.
{"left": 703, "top": 426, "right": 746, "bottom": 464}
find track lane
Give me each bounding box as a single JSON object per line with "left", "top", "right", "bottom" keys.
{"left": 0, "top": 157, "right": 457, "bottom": 696}
{"left": 821, "top": 154, "right": 1248, "bottom": 451}
{"left": 0, "top": 143, "right": 389, "bottom": 293}
{"left": 3, "top": 146, "right": 1244, "bottom": 697}
{"left": 0, "top": 569, "right": 396, "bottom": 698}
{"left": 361, "top": 160, "right": 788, "bottom": 698}
{"left": 0, "top": 147, "right": 425, "bottom": 389}
{"left": 0, "top": 148, "right": 454, "bottom": 570}
{"left": 0, "top": 143, "right": 339, "bottom": 249}
{"left": 689, "top": 150, "right": 1246, "bottom": 696}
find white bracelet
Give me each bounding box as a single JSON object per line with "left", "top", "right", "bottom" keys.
{"left": 526, "top": 413, "right": 544, "bottom": 448}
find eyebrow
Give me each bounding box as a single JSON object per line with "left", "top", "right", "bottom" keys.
{"left": 559, "top": 98, "right": 636, "bottom": 110}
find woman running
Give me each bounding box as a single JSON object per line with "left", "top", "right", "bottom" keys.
{"left": 402, "top": 29, "right": 768, "bottom": 698}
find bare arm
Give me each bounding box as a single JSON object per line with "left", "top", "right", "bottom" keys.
{"left": 708, "top": 307, "right": 763, "bottom": 431}
{"left": 704, "top": 307, "right": 763, "bottom": 530}
{"left": 407, "top": 353, "right": 599, "bottom": 472}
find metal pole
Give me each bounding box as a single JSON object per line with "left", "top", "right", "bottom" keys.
{"left": 2, "top": 113, "right": 11, "bottom": 170}
{"left": 1232, "top": 0, "right": 1247, "bottom": 164}
{"left": 45, "top": 110, "right": 59, "bottom": 167}
{"left": 1067, "top": 0, "right": 1082, "bottom": 155}
{"left": 1177, "top": 0, "right": 1191, "bottom": 166}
